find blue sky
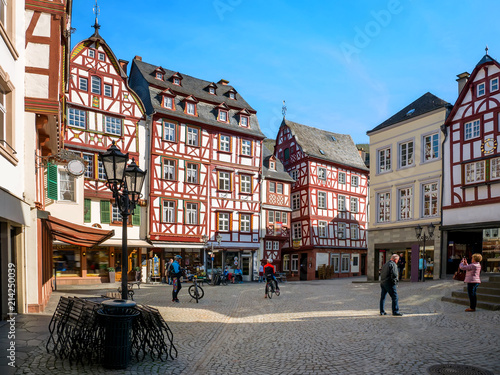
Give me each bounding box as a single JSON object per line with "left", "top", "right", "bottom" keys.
{"left": 71, "top": 0, "right": 500, "bottom": 144}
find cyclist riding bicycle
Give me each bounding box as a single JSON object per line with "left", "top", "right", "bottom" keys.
{"left": 263, "top": 259, "right": 280, "bottom": 298}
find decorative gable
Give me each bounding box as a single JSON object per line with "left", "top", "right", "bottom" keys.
{"left": 227, "top": 88, "right": 237, "bottom": 100}
{"left": 183, "top": 95, "right": 198, "bottom": 116}
{"left": 238, "top": 108, "right": 250, "bottom": 127}
{"left": 160, "top": 88, "right": 175, "bottom": 110}
{"left": 207, "top": 82, "right": 218, "bottom": 95}
{"left": 154, "top": 66, "right": 166, "bottom": 80}
{"left": 216, "top": 102, "right": 229, "bottom": 123}
{"left": 171, "top": 72, "right": 183, "bottom": 86}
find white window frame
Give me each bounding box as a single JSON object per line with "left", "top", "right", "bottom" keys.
{"left": 491, "top": 157, "right": 500, "bottom": 180}
{"left": 163, "top": 96, "right": 173, "bottom": 109}
{"left": 97, "top": 160, "right": 106, "bottom": 180}
{"left": 68, "top": 108, "right": 86, "bottom": 129}
{"left": 83, "top": 153, "right": 94, "bottom": 179}
{"left": 422, "top": 182, "right": 439, "bottom": 218}
{"left": 291, "top": 170, "right": 298, "bottom": 181}
{"left": 218, "top": 212, "right": 230, "bottom": 231}
{"left": 268, "top": 211, "right": 274, "bottom": 223}
{"left": 173, "top": 77, "right": 180, "bottom": 85}
{"left": 269, "top": 182, "right": 275, "bottom": 193}
{"left": 292, "top": 193, "right": 300, "bottom": 210}
{"left": 241, "top": 139, "right": 252, "bottom": 156}
{"left": 219, "top": 110, "right": 228, "bottom": 122}
{"left": 240, "top": 214, "right": 251, "bottom": 232}
{"left": 98, "top": 52, "right": 105, "bottom": 61}
{"left": 341, "top": 254, "right": 350, "bottom": 273}
{"left": 79, "top": 77, "right": 88, "bottom": 91}
{"left": 186, "top": 102, "right": 195, "bottom": 115}
{"left": 423, "top": 133, "right": 439, "bottom": 162}
{"left": 163, "top": 122, "right": 176, "bottom": 142}
{"left": 209, "top": 87, "right": 215, "bottom": 95}
{"left": 282, "top": 212, "right": 288, "bottom": 225}
{"left": 377, "top": 192, "right": 391, "bottom": 223}
{"left": 331, "top": 254, "right": 340, "bottom": 273}
{"left": 58, "top": 170, "right": 76, "bottom": 202}
{"left": 318, "top": 221, "right": 327, "bottom": 238}
{"left": 351, "top": 175, "right": 358, "bottom": 187}
{"left": 273, "top": 241, "right": 279, "bottom": 250}
{"left": 186, "top": 163, "right": 198, "bottom": 184}
{"left": 163, "top": 159, "right": 175, "bottom": 180}
{"left": 266, "top": 241, "right": 272, "bottom": 250}
{"left": 91, "top": 76, "right": 101, "bottom": 95}
{"left": 338, "top": 172, "right": 346, "bottom": 184}
{"left": 318, "top": 191, "right": 327, "bottom": 209}
{"left": 291, "top": 254, "right": 299, "bottom": 272}
{"left": 464, "top": 120, "right": 480, "bottom": 140}
{"left": 218, "top": 171, "right": 231, "bottom": 191}
{"left": 378, "top": 147, "right": 391, "bottom": 173}
{"left": 350, "top": 197, "right": 358, "bottom": 213}
{"left": 337, "top": 222, "right": 346, "bottom": 239}
{"left": 105, "top": 116, "right": 122, "bottom": 136}
{"left": 338, "top": 195, "right": 346, "bottom": 211}
{"left": 283, "top": 254, "right": 290, "bottom": 271}
{"left": 88, "top": 49, "right": 95, "bottom": 58}
{"left": 112, "top": 205, "right": 122, "bottom": 223}
{"left": 399, "top": 140, "right": 414, "bottom": 168}
{"left": 186, "top": 203, "right": 198, "bottom": 225}
{"left": 269, "top": 161, "right": 276, "bottom": 170}
{"left": 220, "top": 135, "right": 230, "bottom": 152}
{"left": 229, "top": 92, "right": 236, "bottom": 99}
{"left": 162, "top": 200, "right": 175, "bottom": 223}
{"left": 277, "top": 183, "right": 283, "bottom": 194}
{"left": 240, "top": 116, "right": 249, "bottom": 127}
{"left": 465, "top": 161, "right": 485, "bottom": 184}
{"left": 398, "top": 187, "right": 413, "bottom": 221}
{"left": 240, "top": 175, "right": 251, "bottom": 193}
{"left": 350, "top": 224, "right": 359, "bottom": 240}
{"left": 187, "top": 127, "right": 199, "bottom": 146}
{"left": 318, "top": 167, "right": 327, "bottom": 181}
{"left": 293, "top": 222, "right": 301, "bottom": 239}
{"left": 478, "top": 82, "right": 485, "bottom": 96}
{"left": 104, "top": 84, "right": 112, "bottom": 97}
{"left": 491, "top": 78, "right": 499, "bottom": 92}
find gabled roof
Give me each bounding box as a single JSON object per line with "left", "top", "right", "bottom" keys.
{"left": 262, "top": 140, "right": 295, "bottom": 182}
{"left": 282, "top": 119, "right": 368, "bottom": 171}
{"left": 446, "top": 53, "right": 500, "bottom": 125}
{"left": 367, "top": 92, "right": 451, "bottom": 134}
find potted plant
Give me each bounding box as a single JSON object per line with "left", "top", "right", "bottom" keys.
{"left": 108, "top": 267, "right": 116, "bottom": 283}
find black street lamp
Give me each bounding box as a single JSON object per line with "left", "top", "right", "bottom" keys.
{"left": 415, "top": 223, "right": 435, "bottom": 282}
{"left": 100, "top": 141, "right": 147, "bottom": 300}
{"left": 202, "top": 233, "right": 222, "bottom": 284}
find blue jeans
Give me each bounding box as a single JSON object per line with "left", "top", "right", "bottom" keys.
{"left": 467, "top": 283, "right": 479, "bottom": 309}
{"left": 380, "top": 283, "right": 399, "bottom": 314}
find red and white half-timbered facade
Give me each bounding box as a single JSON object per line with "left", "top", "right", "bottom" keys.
{"left": 55, "top": 24, "right": 148, "bottom": 285}
{"left": 442, "top": 53, "right": 500, "bottom": 275}
{"left": 129, "top": 58, "right": 265, "bottom": 281}
{"left": 260, "top": 142, "right": 294, "bottom": 273}
{"left": 275, "top": 119, "right": 369, "bottom": 280}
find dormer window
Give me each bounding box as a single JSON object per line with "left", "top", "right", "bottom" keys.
{"left": 238, "top": 108, "right": 250, "bottom": 127}
{"left": 240, "top": 116, "right": 249, "bottom": 127}
{"left": 156, "top": 72, "right": 163, "bottom": 80}
{"left": 478, "top": 82, "right": 485, "bottom": 97}
{"left": 187, "top": 102, "right": 195, "bottom": 115}
{"left": 209, "top": 87, "right": 215, "bottom": 94}
{"left": 269, "top": 161, "right": 276, "bottom": 170}
{"left": 174, "top": 78, "right": 180, "bottom": 85}
{"left": 219, "top": 110, "right": 228, "bottom": 122}
{"left": 172, "top": 72, "right": 183, "bottom": 86}
{"left": 184, "top": 95, "right": 198, "bottom": 116}
{"left": 161, "top": 89, "right": 175, "bottom": 110}
{"left": 229, "top": 92, "right": 235, "bottom": 99}
{"left": 154, "top": 67, "right": 166, "bottom": 81}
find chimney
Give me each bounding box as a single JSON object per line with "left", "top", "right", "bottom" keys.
{"left": 456, "top": 72, "right": 470, "bottom": 95}
{"left": 218, "top": 79, "right": 229, "bottom": 86}
{"left": 118, "top": 59, "right": 129, "bottom": 73}
{"left": 134, "top": 55, "right": 142, "bottom": 61}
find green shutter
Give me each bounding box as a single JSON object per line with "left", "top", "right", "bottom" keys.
{"left": 47, "top": 163, "right": 58, "bottom": 200}
{"left": 84, "top": 199, "right": 91, "bottom": 223}
{"left": 100, "top": 200, "right": 111, "bottom": 224}
{"left": 132, "top": 205, "right": 141, "bottom": 226}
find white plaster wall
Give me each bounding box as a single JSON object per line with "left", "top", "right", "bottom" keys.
{"left": 26, "top": 43, "right": 50, "bottom": 69}
{"left": 32, "top": 12, "right": 51, "bottom": 37}
{"left": 443, "top": 203, "right": 500, "bottom": 226}
{"left": 25, "top": 73, "right": 49, "bottom": 98}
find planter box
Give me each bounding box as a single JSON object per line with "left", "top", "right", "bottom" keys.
{"left": 108, "top": 272, "right": 116, "bottom": 283}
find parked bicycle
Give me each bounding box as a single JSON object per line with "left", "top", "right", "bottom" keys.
{"left": 188, "top": 276, "right": 204, "bottom": 303}
{"left": 265, "top": 276, "right": 280, "bottom": 299}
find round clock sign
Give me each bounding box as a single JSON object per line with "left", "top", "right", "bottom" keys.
{"left": 481, "top": 138, "right": 497, "bottom": 154}
{"left": 67, "top": 159, "right": 86, "bottom": 177}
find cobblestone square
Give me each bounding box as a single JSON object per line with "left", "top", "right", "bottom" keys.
{"left": 1, "top": 277, "right": 498, "bottom": 375}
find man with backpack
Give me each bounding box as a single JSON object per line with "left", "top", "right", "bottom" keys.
{"left": 263, "top": 259, "right": 280, "bottom": 298}
{"left": 170, "top": 255, "right": 183, "bottom": 303}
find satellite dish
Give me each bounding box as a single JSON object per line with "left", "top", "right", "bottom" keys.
{"left": 67, "top": 159, "right": 85, "bottom": 177}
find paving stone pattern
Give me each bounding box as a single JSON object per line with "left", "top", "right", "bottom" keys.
{"left": 0, "top": 277, "right": 499, "bottom": 375}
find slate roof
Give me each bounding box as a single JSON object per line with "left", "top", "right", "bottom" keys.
{"left": 262, "top": 140, "right": 295, "bottom": 182}
{"left": 282, "top": 119, "right": 369, "bottom": 171}
{"left": 129, "top": 59, "right": 265, "bottom": 138}
{"left": 367, "top": 92, "right": 451, "bottom": 134}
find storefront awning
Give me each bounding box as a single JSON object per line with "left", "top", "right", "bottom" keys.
{"left": 44, "top": 215, "right": 114, "bottom": 247}
{"left": 98, "top": 239, "right": 154, "bottom": 248}
{"left": 152, "top": 242, "right": 205, "bottom": 249}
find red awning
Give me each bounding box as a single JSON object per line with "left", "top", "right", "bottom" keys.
{"left": 44, "top": 215, "right": 114, "bottom": 247}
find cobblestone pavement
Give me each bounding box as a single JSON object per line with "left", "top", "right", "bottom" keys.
{"left": 1, "top": 277, "right": 499, "bottom": 375}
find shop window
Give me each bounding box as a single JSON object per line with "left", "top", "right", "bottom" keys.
{"left": 86, "top": 250, "right": 109, "bottom": 276}
{"left": 283, "top": 255, "right": 290, "bottom": 271}
{"left": 54, "top": 247, "right": 81, "bottom": 276}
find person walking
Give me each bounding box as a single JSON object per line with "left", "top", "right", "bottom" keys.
{"left": 459, "top": 253, "right": 482, "bottom": 312}
{"left": 380, "top": 254, "right": 403, "bottom": 316}
{"left": 166, "top": 258, "right": 174, "bottom": 285}
{"left": 170, "top": 255, "right": 183, "bottom": 303}
{"left": 398, "top": 252, "right": 406, "bottom": 281}
{"left": 258, "top": 263, "right": 264, "bottom": 283}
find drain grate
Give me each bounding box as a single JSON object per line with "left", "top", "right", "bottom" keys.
{"left": 427, "top": 364, "right": 494, "bottom": 375}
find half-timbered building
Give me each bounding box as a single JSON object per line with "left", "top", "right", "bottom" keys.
{"left": 129, "top": 58, "right": 265, "bottom": 281}
{"left": 54, "top": 21, "right": 149, "bottom": 285}
{"left": 442, "top": 53, "right": 500, "bottom": 276}
{"left": 367, "top": 93, "right": 451, "bottom": 282}
{"left": 275, "top": 119, "right": 369, "bottom": 281}
{"left": 260, "top": 140, "right": 294, "bottom": 275}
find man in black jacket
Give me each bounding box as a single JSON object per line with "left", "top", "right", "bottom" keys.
{"left": 380, "top": 254, "right": 403, "bottom": 316}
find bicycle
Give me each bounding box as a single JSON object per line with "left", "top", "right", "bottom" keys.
{"left": 188, "top": 276, "right": 204, "bottom": 303}
{"left": 265, "top": 277, "right": 280, "bottom": 299}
